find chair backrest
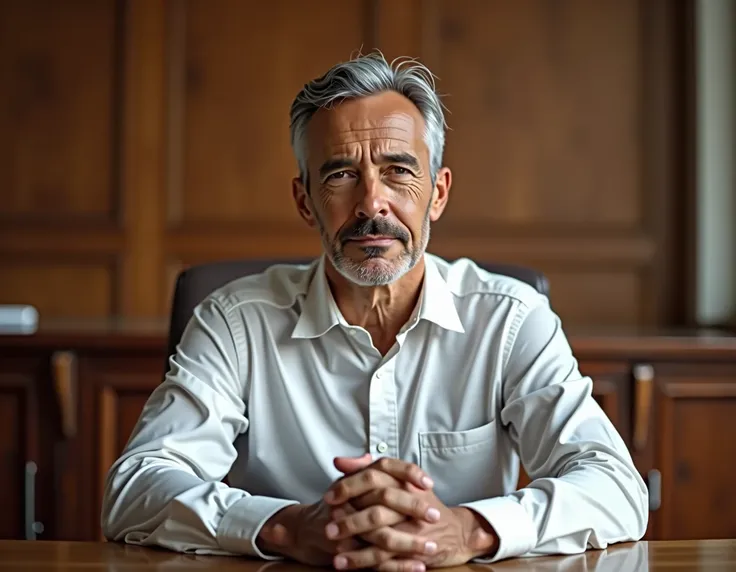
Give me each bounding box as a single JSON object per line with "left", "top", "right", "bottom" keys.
{"left": 164, "top": 258, "right": 549, "bottom": 368}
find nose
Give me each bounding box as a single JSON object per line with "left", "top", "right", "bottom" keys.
{"left": 354, "top": 175, "right": 389, "bottom": 219}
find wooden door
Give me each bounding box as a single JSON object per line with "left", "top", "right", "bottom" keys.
{"left": 652, "top": 363, "right": 736, "bottom": 540}
{"left": 0, "top": 353, "right": 45, "bottom": 540}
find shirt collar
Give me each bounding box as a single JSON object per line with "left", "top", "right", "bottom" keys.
{"left": 291, "top": 253, "right": 465, "bottom": 339}
{"left": 415, "top": 254, "right": 465, "bottom": 333}
{"left": 291, "top": 255, "right": 342, "bottom": 339}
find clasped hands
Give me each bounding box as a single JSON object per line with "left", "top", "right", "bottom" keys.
{"left": 258, "top": 454, "right": 497, "bottom": 571}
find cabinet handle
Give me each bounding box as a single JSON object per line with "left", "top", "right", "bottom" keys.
{"left": 633, "top": 364, "right": 654, "bottom": 451}
{"left": 24, "top": 462, "right": 44, "bottom": 540}
{"left": 645, "top": 469, "right": 662, "bottom": 511}
{"left": 52, "top": 351, "right": 78, "bottom": 439}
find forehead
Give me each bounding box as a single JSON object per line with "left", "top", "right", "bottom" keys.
{"left": 306, "top": 91, "right": 427, "bottom": 159}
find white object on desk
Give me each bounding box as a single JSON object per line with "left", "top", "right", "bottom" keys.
{"left": 0, "top": 305, "right": 39, "bottom": 334}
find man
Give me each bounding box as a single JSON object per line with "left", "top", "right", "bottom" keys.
{"left": 101, "top": 52, "right": 648, "bottom": 570}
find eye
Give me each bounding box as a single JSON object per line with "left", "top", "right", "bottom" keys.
{"left": 326, "top": 171, "right": 353, "bottom": 181}
{"left": 390, "top": 166, "right": 412, "bottom": 176}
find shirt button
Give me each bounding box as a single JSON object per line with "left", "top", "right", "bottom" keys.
{"left": 376, "top": 442, "right": 388, "bottom": 453}
{"left": 349, "top": 330, "right": 357, "bottom": 336}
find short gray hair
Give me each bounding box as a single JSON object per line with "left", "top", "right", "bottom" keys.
{"left": 289, "top": 52, "right": 447, "bottom": 188}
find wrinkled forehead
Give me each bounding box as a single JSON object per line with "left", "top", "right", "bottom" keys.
{"left": 306, "top": 92, "right": 428, "bottom": 161}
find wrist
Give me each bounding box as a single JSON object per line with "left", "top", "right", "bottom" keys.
{"left": 452, "top": 507, "right": 499, "bottom": 561}
{"left": 256, "top": 504, "right": 304, "bottom": 557}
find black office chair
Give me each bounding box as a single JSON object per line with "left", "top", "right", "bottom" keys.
{"left": 164, "top": 258, "right": 550, "bottom": 370}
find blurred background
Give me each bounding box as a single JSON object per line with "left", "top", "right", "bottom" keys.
{"left": 0, "top": 0, "right": 734, "bottom": 545}
{"left": 1, "top": 0, "right": 732, "bottom": 330}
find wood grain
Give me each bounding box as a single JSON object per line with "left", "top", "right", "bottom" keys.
{"left": 0, "top": 0, "right": 696, "bottom": 330}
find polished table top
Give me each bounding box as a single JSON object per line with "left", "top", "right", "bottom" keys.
{"left": 0, "top": 540, "right": 735, "bottom": 571}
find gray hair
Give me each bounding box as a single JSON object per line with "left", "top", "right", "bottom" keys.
{"left": 289, "top": 52, "right": 447, "bottom": 188}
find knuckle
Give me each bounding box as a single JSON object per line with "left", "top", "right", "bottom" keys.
{"left": 376, "top": 457, "right": 391, "bottom": 471}
{"left": 332, "top": 482, "right": 347, "bottom": 499}
{"left": 368, "top": 507, "right": 385, "bottom": 527}
{"left": 413, "top": 498, "right": 427, "bottom": 516}
{"left": 375, "top": 549, "right": 394, "bottom": 564}
{"left": 363, "top": 470, "right": 379, "bottom": 487}
{"left": 376, "top": 528, "right": 393, "bottom": 548}
{"left": 380, "top": 487, "right": 394, "bottom": 503}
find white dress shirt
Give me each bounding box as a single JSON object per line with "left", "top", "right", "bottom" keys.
{"left": 101, "top": 253, "right": 648, "bottom": 562}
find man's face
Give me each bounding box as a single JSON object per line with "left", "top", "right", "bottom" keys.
{"left": 293, "top": 91, "right": 450, "bottom": 286}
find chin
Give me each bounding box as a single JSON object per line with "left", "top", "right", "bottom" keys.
{"left": 338, "top": 257, "right": 411, "bottom": 287}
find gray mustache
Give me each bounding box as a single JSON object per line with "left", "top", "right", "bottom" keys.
{"left": 340, "top": 219, "right": 409, "bottom": 244}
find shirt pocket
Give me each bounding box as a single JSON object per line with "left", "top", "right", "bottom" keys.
{"left": 418, "top": 420, "right": 499, "bottom": 506}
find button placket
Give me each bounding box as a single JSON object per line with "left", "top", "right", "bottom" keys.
{"left": 368, "top": 360, "right": 398, "bottom": 459}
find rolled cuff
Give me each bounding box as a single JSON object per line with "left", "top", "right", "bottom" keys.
{"left": 460, "top": 496, "right": 537, "bottom": 562}
{"left": 217, "top": 496, "right": 299, "bottom": 559}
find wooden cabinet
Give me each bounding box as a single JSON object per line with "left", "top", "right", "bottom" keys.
{"left": 650, "top": 363, "right": 736, "bottom": 540}
{"left": 0, "top": 324, "right": 735, "bottom": 543}
{"left": 0, "top": 355, "right": 44, "bottom": 540}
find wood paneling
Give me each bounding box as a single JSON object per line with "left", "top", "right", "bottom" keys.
{"left": 167, "top": 0, "right": 373, "bottom": 228}
{"left": 656, "top": 369, "right": 736, "bottom": 540}
{"left": 0, "top": 0, "right": 695, "bottom": 328}
{"left": 0, "top": 383, "right": 28, "bottom": 539}
{"left": 543, "top": 270, "right": 642, "bottom": 328}
{"left": 426, "top": 0, "right": 642, "bottom": 227}
{"left": 0, "top": 261, "right": 115, "bottom": 318}
{"left": 0, "top": 0, "right": 119, "bottom": 220}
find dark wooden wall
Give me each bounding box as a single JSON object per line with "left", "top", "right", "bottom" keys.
{"left": 0, "top": 0, "right": 694, "bottom": 328}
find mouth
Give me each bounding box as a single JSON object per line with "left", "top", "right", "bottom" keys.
{"left": 347, "top": 236, "right": 396, "bottom": 247}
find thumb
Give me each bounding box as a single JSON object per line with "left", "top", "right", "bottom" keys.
{"left": 333, "top": 453, "right": 373, "bottom": 474}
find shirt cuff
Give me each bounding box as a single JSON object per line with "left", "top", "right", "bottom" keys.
{"left": 460, "top": 496, "right": 537, "bottom": 562}
{"left": 217, "top": 496, "right": 299, "bottom": 559}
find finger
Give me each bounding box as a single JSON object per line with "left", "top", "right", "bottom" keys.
{"left": 377, "top": 559, "right": 427, "bottom": 572}
{"left": 325, "top": 469, "right": 402, "bottom": 504}
{"left": 361, "top": 527, "right": 437, "bottom": 556}
{"left": 372, "top": 457, "right": 433, "bottom": 490}
{"left": 335, "top": 531, "right": 436, "bottom": 568}
{"left": 334, "top": 547, "right": 392, "bottom": 571}
{"left": 326, "top": 505, "right": 405, "bottom": 539}
{"left": 349, "top": 488, "right": 440, "bottom": 522}
{"left": 333, "top": 453, "right": 374, "bottom": 475}
{"left": 328, "top": 459, "right": 431, "bottom": 505}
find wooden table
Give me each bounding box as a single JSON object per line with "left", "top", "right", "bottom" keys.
{"left": 0, "top": 540, "right": 735, "bottom": 570}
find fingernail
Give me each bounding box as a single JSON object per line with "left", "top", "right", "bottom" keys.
{"left": 413, "top": 563, "right": 426, "bottom": 572}
{"left": 426, "top": 507, "right": 441, "bottom": 522}
{"left": 334, "top": 556, "right": 348, "bottom": 569}
{"left": 424, "top": 541, "right": 437, "bottom": 554}
{"left": 324, "top": 491, "right": 335, "bottom": 503}
{"left": 421, "top": 476, "right": 434, "bottom": 488}
{"left": 326, "top": 523, "right": 339, "bottom": 539}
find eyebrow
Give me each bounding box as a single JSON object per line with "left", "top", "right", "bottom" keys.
{"left": 318, "top": 158, "right": 356, "bottom": 180}
{"left": 317, "top": 152, "right": 420, "bottom": 180}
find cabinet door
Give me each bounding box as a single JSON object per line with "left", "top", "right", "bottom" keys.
{"left": 516, "top": 361, "right": 630, "bottom": 489}
{"left": 652, "top": 363, "right": 736, "bottom": 540}
{"left": 0, "top": 355, "right": 46, "bottom": 540}
{"left": 77, "top": 355, "right": 163, "bottom": 541}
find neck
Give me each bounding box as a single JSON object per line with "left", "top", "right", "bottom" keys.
{"left": 325, "top": 257, "right": 426, "bottom": 352}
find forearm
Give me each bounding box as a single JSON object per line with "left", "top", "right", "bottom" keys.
{"left": 460, "top": 451, "right": 648, "bottom": 562}
{"left": 102, "top": 459, "right": 298, "bottom": 558}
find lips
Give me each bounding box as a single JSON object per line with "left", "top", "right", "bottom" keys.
{"left": 348, "top": 236, "right": 395, "bottom": 247}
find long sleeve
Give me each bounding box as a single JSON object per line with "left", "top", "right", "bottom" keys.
{"left": 100, "top": 296, "right": 298, "bottom": 557}
{"left": 460, "top": 299, "right": 649, "bottom": 562}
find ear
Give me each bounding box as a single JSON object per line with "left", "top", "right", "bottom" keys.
{"left": 429, "top": 166, "right": 451, "bottom": 222}
{"left": 292, "top": 177, "right": 317, "bottom": 228}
